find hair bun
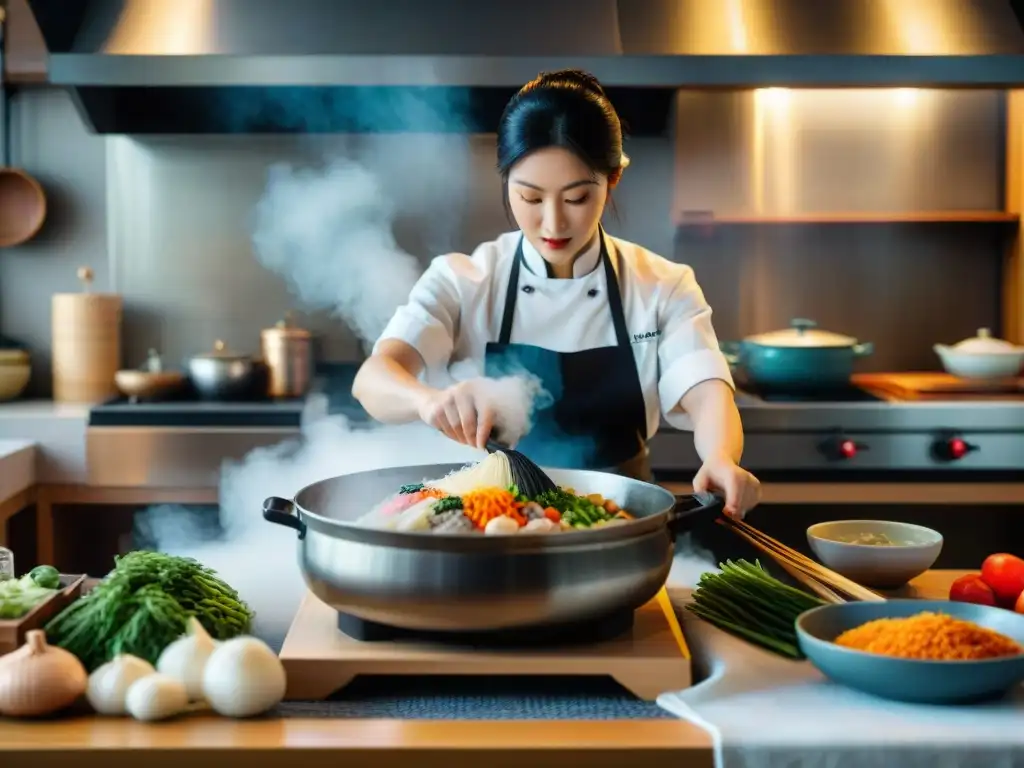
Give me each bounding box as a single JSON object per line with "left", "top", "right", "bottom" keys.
{"left": 538, "top": 68, "right": 606, "bottom": 97}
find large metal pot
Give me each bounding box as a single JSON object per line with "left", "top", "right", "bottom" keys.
{"left": 722, "top": 318, "right": 874, "bottom": 393}
{"left": 186, "top": 340, "right": 259, "bottom": 400}
{"left": 263, "top": 465, "right": 724, "bottom": 632}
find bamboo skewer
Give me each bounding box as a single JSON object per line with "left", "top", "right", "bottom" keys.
{"left": 724, "top": 523, "right": 847, "bottom": 603}
{"left": 717, "top": 518, "right": 886, "bottom": 603}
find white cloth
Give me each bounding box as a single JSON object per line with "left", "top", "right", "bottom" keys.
{"left": 658, "top": 591, "right": 1024, "bottom": 768}
{"left": 374, "top": 229, "right": 734, "bottom": 435}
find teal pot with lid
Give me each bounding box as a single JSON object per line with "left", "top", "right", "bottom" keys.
{"left": 721, "top": 319, "right": 874, "bottom": 393}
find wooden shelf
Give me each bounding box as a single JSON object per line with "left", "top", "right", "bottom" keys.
{"left": 676, "top": 211, "right": 1020, "bottom": 226}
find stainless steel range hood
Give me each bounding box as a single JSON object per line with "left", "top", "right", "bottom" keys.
{"left": 25, "top": 0, "right": 1024, "bottom": 134}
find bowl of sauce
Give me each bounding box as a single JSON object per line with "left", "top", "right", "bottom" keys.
{"left": 806, "top": 520, "right": 943, "bottom": 589}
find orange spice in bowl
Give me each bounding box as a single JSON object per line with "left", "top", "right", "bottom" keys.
{"left": 835, "top": 611, "right": 1023, "bottom": 661}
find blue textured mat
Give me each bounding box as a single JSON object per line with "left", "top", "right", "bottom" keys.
{"left": 272, "top": 675, "right": 674, "bottom": 720}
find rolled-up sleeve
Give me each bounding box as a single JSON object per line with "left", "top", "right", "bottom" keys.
{"left": 373, "top": 256, "right": 461, "bottom": 369}
{"left": 656, "top": 266, "right": 735, "bottom": 419}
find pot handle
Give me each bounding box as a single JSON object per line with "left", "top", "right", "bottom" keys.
{"left": 853, "top": 342, "right": 874, "bottom": 357}
{"left": 263, "top": 496, "right": 306, "bottom": 540}
{"left": 667, "top": 491, "right": 725, "bottom": 537}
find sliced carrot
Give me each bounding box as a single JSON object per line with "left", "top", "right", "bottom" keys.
{"left": 543, "top": 507, "right": 561, "bottom": 523}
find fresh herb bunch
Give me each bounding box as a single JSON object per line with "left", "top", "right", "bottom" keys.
{"left": 687, "top": 559, "right": 825, "bottom": 659}
{"left": 45, "top": 551, "right": 254, "bottom": 671}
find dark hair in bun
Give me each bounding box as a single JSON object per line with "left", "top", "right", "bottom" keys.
{"left": 496, "top": 69, "right": 625, "bottom": 182}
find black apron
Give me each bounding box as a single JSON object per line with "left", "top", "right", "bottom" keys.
{"left": 484, "top": 232, "right": 651, "bottom": 479}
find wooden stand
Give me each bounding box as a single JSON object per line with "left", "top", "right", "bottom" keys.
{"left": 279, "top": 591, "right": 692, "bottom": 702}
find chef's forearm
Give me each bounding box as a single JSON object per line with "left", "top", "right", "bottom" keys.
{"left": 352, "top": 350, "right": 435, "bottom": 424}
{"left": 680, "top": 379, "right": 744, "bottom": 464}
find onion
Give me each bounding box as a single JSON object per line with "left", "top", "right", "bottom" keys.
{"left": 0, "top": 630, "right": 88, "bottom": 717}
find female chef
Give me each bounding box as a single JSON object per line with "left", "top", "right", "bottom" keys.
{"left": 352, "top": 69, "right": 761, "bottom": 518}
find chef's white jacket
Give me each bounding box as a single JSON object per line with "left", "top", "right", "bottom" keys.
{"left": 375, "top": 229, "right": 735, "bottom": 434}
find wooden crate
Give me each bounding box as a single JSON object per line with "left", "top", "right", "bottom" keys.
{"left": 0, "top": 574, "right": 87, "bottom": 656}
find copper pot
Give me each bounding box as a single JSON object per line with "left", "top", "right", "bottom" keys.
{"left": 261, "top": 314, "right": 313, "bottom": 398}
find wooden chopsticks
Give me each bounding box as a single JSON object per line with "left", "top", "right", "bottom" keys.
{"left": 717, "top": 517, "right": 887, "bottom": 603}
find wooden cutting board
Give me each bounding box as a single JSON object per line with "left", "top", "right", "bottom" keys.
{"left": 852, "top": 372, "right": 1024, "bottom": 400}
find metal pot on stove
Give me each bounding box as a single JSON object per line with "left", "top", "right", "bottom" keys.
{"left": 186, "top": 340, "right": 259, "bottom": 400}
{"left": 260, "top": 314, "right": 314, "bottom": 398}
{"left": 721, "top": 318, "right": 874, "bottom": 393}
{"left": 262, "top": 465, "right": 725, "bottom": 632}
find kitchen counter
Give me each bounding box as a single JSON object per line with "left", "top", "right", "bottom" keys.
{"left": 0, "top": 400, "right": 89, "bottom": 485}
{"left": 0, "top": 571, "right": 970, "bottom": 768}
{"left": 0, "top": 439, "right": 36, "bottom": 546}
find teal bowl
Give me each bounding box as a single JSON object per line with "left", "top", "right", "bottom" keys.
{"left": 796, "top": 600, "right": 1024, "bottom": 705}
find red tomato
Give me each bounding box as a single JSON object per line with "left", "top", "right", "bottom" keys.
{"left": 980, "top": 553, "right": 1024, "bottom": 606}
{"left": 948, "top": 573, "right": 997, "bottom": 606}
{"left": 1016, "top": 590, "right": 1024, "bottom": 615}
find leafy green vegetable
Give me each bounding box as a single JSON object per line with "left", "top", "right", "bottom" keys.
{"left": 0, "top": 571, "right": 59, "bottom": 619}
{"left": 686, "top": 559, "right": 825, "bottom": 659}
{"left": 29, "top": 565, "right": 61, "bottom": 590}
{"left": 399, "top": 483, "right": 425, "bottom": 494}
{"left": 433, "top": 495, "right": 463, "bottom": 513}
{"left": 45, "top": 550, "right": 254, "bottom": 671}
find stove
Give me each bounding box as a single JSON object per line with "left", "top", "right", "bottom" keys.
{"left": 648, "top": 384, "right": 1024, "bottom": 477}
{"left": 279, "top": 592, "right": 690, "bottom": 702}
{"left": 336, "top": 609, "right": 636, "bottom": 646}
{"left": 85, "top": 393, "right": 319, "bottom": 487}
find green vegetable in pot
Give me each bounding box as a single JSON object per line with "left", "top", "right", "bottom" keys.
{"left": 45, "top": 551, "right": 254, "bottom": 672}
{"left": 29, "top": 565, "right": 61, "bottom": 590}
{"left": 525, "top": 487, "right": 613, "bottom": 527}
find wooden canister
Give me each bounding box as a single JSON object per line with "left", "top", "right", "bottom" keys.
{"left": 51, "top": 267, "right": 123, "bottom": 403}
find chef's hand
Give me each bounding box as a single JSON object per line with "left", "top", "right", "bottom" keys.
{"left": 417, "top": 379, "right": 497, "bottom": 450}
{"left": 692, "top": 456, "right": 762, "bottom": 520}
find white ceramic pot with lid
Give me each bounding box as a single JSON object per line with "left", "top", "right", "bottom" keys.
{"left": 933, "top": 328, "right": 1024, "bottom": 380}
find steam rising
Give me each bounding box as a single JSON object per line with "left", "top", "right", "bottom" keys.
{"left": 251, "top": 157, "right": 423, "bottom": 345}
{"left": 139, "top": 133, "right": 557, "bottom": 646}
{"left": 139, "top": 132, "right": 711, "bottom": 649}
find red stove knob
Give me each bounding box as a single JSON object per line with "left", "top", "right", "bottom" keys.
{"left": 935, "top": 435, "right": 978, "bottom": 462}
{"left": 820, "top": 434, "right": 868, "bottom": 461}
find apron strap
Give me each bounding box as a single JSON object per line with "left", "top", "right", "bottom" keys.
{"left": 498, "top": 230, "right": 631, "bottom": 348}
{"left": 497, "top": 237, "right": 525, "bottom": 345}
{"left": 601, "top": 239, "right": 631, "bottom": 348}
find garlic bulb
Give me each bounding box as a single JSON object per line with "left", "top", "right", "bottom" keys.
{"left": 0, "top": 630, "right": 88, "bottom": 717}
{"left": 156, "top": 616, "right": 217, "bottom": 701}
{"left": 202, "top": 636, "right": 287, "bottom": 718}
{"left": 87, "top": 654, "right": 156, "bottom": 715}
{"left": 125, "top": 674, "right": 189, "bottom": 722}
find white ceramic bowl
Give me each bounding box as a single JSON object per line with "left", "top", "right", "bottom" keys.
{"left": 806, "top": 520, "right": 943, "bottom": 589}
{"left": 934, "top": 348, "right": 1024, "bottom": 380}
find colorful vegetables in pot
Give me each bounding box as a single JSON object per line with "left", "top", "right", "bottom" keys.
{"left": 0, "top": 630, "right": 88, "bottom": 717}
